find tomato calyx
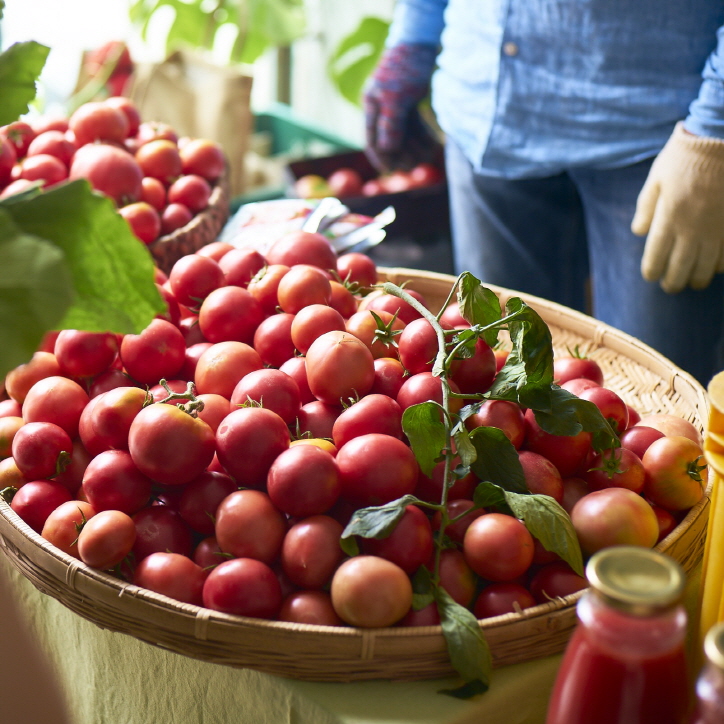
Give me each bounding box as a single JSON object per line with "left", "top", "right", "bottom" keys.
{"left": 588, "top": 447, "right": 626, "bottom": 479}
{"left": 53, "top": 450, "right": 73, "bottom": 478}
{"left": 0, "top": 486, "right": 18, "bottom": 504}
{"left": 369, "top": 310, "right": 403, "bottom": 353}
{"left": 153, "top": 379, "right": 205, "bottom": 417}
{"left": 70, "top": 506, "right": 91, "bottom": 547}
{"left": 687, "top": 455, "right": 707, "bottom": 483}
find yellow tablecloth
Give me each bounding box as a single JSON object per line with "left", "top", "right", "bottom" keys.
{"left": 0, "top": 553, "right": 561, "bottom": 724}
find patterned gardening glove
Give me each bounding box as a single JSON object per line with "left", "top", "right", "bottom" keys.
{"left": 632, "top": 122, "right": 724, "bottom": 293}
{"left": 363, "top": 43, "right": 438, "bottom": 172}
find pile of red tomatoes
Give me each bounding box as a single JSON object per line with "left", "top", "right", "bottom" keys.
{"left": 0, "top": 231, "right": 707, "bottom": 628}
{"left": 0, "top": 97, "right": 225, "bottom": 245}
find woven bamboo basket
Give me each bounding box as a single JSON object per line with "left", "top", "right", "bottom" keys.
{"left": 0, "top": 268, "right": 711, "bottom": 683}
{"left": 147, "top": 171, "right": 230, "bottom": 275}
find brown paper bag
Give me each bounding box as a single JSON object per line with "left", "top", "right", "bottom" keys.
{"left": 129, "top": 50, "right": 253, "bottom": 197}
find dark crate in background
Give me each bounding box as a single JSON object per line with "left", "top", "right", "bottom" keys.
{"left": 286, "top": 150, "right": 454, "bottom": 275}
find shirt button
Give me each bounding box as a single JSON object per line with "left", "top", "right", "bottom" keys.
{"left": 503, "top": 41, "right": 519, "bottom": 57}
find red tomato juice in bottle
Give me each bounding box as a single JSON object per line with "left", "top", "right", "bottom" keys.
{"left": 546, "top": 546, "right": 691, "bottom": 724}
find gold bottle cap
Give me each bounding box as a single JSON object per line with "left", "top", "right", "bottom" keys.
{"left": 585, "top": 546, "right": 686, "bottom": 616}
{"left": 704, "top": 622, "right": 724, "bottom": 670}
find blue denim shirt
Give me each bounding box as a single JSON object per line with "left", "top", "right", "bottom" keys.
{"left": 387, "top": 0, "right": 724, "bottom": 178}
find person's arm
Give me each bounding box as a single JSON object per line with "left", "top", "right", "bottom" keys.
{"left": 363, "top": 0, "right": 447, "bottom": 171}
{"left": 632, "top": 26, "right": 724, "bottom": 293}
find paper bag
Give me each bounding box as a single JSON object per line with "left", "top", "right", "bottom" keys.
{"left": 129, "top": 50, "right": 253, "bottom": 197}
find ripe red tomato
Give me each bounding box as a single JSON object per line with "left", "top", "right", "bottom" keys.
{"left": 362, "top": 504, "right": 434, "bottom": 574}
{"left": 247, "top": 263, "right": 290, "bottom": 314}
{"left": 584, "top": 447, "right": 646, "bottom": 495}
{"left": 449, "top": 338, "right": 497, "bottom": 395}
{"left": 132, "top": 505, "right": 194, "bottom": 561}
{"left": 336, "top": 433, "right": 418, "bottom": 506}
{"left": 473, "top": 582, "right": 536, "bottom": 618}
{"left": 330, "top": 555, "right": 413, "bottom": 628}
{"left": 120, "top": 318, "right": 186, "bottom": 385}
{"left": 435, "top": 548, "right": 477, "bottom": 607}
{"left": 553, "top": 355, "right": 604, "bottom": 386}
{"left": 528, "top": 561, "right": 588, "bottom": 605}
{"left": 76, "top": 509, "right": 136, "bottom": 569}
{"left": 69, "top": 142, "right": 143, "bottom": 205}
{"left": 396, "top": 371, "right": 462, "bottom": 414}
{"left": 267, "top": 443, "right": 340, "bottom": 517}
{"left": 140, "top": 176, "right": 166, "bottom": 210}
{"left": 0, "top": 135, "right": 16, "bottom": 186}
{"left": 619, "top": 425, "right": 665, "bottom": 460}
{"left": 85, "top": 385, "right": 146, "bottom": 452}
{"left": 252, "top": 313, "right": 296, "bottom": 368}
{"left": 198, "top": 285, "right": 264, "bottom": 345}
{"left": 1, "top": 120, "right": 35, "bottom": 157}
{"left": 214, "top": 489, "right": 286, "bottom": 563}
{"left": 104, "top": 96, "right": 141, "bottom": 136}
{"left": 11, "top": 421, "right": 72, "bottom": 480}
{"left": 278, "top": 591, "right": 343, "bottom": 626}
{"left": 570, "top": 487, "right": 659, "bottom": 555}
{"left": 202, "top": 558, "right": 282, "bottom": 618}
{"left": 397, "top": 317, "right": 444, "bottom": 374}
{"left": 464, "top": 513, "right": 535, "bottom": 582}
{"left": 215, "top": 406, "right": 290, "bottom": 488}
{"left": 11, "top": 479, "right": 73, "bottom": 533}
{"left": 326, "top": 167, "right": 364, "bottom": 197}
{"left": 642, "top": 435, "right": 708, "bottom": 511}
{"left": 5, "top": 351, "right": 61, "bottom": 404}
{"left": 81, "top": 449, "right": 153, "bottom": 514}
{"left": 217, "top": 247, "right": 266, "bottom": 288}
{"left": 305, "top": 330, "right": 375, "bottom": 405}
{"left": 0, "top": 416, "right": 24, "bottom": 458}
{"left": 370, "top": 357, "right": 407, "bottom": 398}
{"left": 133, "top": 552, "right": 207, "bottom": 606}
{"left": 336, "top": 252, "right": 377, "bottom": 290}
{"left": 168, "top": 254, "right": 225, "bottom": 309}
{"left": 179, "top": 138, "right": 226, "bottom": 181}
{"left": 291, "top": 304, "right": 346, "bottom": 355}
{"left": 345, "top": 309, "right": 405, "bottom": 360}
{"left": 41, "top": 500, "right": 97, "bottom": 558}
{"left": 136, "top": 121, "right": 178, "bottom": 146}
{"left": 295, "top": 400, "right": 342, "bottom": 439}
{"left": 279, "top": 356, "right": 315, "bottom": 404}
{"left": 194, "top": 340, "right": 263, "bottom": 398}
{"left": 331, "top": 393, "right": 404, "bottom": 448}
{"left": 578, "top": 385, "right": 629, "bottom": 434}
{"left": 361, "top": 290, "right": 427, "bottom": 325}
{"left": 408, "top": 162, "right": 444, "bottom": 187}
{"left": 69, "top": 101, "right": 129, "bottom": 145}
{"left": 135, "top": 139, "right": 182, "bottom": 184}
{"left": 54, "top": 329, "right": 117, "bottom": 378}
{"left": 160, "top": 202, "right": 193, "bottom": 235}
{"left": 26, "top": 130, "right": 76, "bottom": 166}
{"left": 465, "top": 399, "right": 526, "bottom": 449}
{"left": 280, "top": 515, "right": 345, "bottom": 589}
{"left": 167, "top": 174, "right": 211, "bottom": 212}
{"left": 128, "top": 402, "right": 216, "bottom": 485}
{"left": 266, "top": 230, "right": 338, "bottom": 271}
{"left": 277, "top": 264, "right": 333, "bottom": 314}
{"left": 231, "top": 368, "right": 302, "bottom": 426}
{"left": 21, "top": 375, "right": 89, "bottom": 439}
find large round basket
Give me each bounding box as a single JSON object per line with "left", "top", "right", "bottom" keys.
{"left": 0, "top": 268, "right": 710, "bottom": 682}
{"left": 146, "top": 172, "right": 230, "bottom": 275}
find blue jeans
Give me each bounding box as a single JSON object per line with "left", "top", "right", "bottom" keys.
{"left": 445, "top": 140, "right": 724, "bottom": 386}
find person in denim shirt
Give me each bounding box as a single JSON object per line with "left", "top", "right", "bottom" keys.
{"left": 364, "top": 0, "right": 724, "bottom": 385}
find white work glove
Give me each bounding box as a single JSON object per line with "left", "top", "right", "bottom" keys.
{"left": 631, "top": 122, "right": 724, "bottom": 293}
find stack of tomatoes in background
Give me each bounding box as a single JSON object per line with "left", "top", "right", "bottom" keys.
{"left": 0, "top": 97, "right": 227, "bottom": 246}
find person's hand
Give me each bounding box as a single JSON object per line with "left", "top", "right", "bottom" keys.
{"left": 631, "top": 122, "right": 724, "bottom": 293}
{"left": 363, "top": 43, "right": 438, "bottom": 172}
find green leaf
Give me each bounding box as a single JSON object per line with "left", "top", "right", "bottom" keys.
{"left": 402, "top": 401, "right": 448, "bottom": 476}
{"left": 0, "top": 211, "right": 74, "bottom": 377}
{"left": 467, "top": 426, "right": 528, "bottom": 493}
{"left": 340, "top": 495, "right": 421, "bottom": 555}
{"left": 452, "top": 424, "right": 477, "bottom": 469}
{"left": 472, "top": 480, "right": 511, "bottom": 512}
{"left": 328, "top": 16, "right": 390, "bottom": 106}
{"left": 533, "top": 386, "right": 619, "bottom": 453}
{"left": 434, "top": 587, "right": 491, "bottom": 694}
{"left": 487, "top": 298, "right": 555, "bottom": 409}
{"left": 457, "top": 272, "right": 502, "bottom": 347}
{"left": 0, "top": 42, "right": 50, "bottom": 126}
{"left": 0, "top": 180, "right": 165, "bottom": 336}
{"left": 166, "top": 1, "right": 211, "bottom": 54}
{"left": 504, "top": 491, "right": 584, "bottom": 576}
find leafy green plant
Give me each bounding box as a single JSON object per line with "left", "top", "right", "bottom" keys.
{"left": 327, "top": 16, "right": 390, "bottom": 106}
{"left": 0, "top": 4, "right": 164, "bottom": 378}
{"left": 128, "top": 0, "right": 307, "bottom": 65}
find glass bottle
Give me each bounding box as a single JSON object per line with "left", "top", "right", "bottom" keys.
{"left": 545, "top": 545, "right": 691, "bottom": 724}
{"left": 690, "top": 621, "right": 724, "bottom": 723}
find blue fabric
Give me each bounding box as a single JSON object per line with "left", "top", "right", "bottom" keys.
{"left": 388, "top": 0, "right": 724, "bottom": 177}
{"left": 445, "top": 140, "right": 724, "bottom": 385}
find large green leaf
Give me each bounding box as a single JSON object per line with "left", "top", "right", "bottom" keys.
{"left": 166, "top": 1, "right": 212, "bottom": 54}
{"left": 328, "top": 16, "right": 390, "bottom": 106}
{"left": 0, "top": 211, "right": 73, "bottom": 376}
{"left": 0, "top": 180, "right": 164, "bottom": 337}
{"left": 0, "top": 42, "right": 50, "bottom": 126}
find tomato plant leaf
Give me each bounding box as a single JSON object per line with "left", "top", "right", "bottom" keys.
{"left": 504, "top": 491, "right": 585, "bottom": 576}
{"left": 457, "top": 272, "right": 502, "bottom": 347}
{"left": 434, "top": 586, "right": 491, "bottom": 695}
{"left": 452, "top": 423, "right": 477, "bottom": 469}
{"left": 467, "top": 426, "right": 528, "bottom": 493}
{"left": 533, "top": 386, "right": 619, "bottom": 453}
{"left": 0, "top": 211, "right": 74, "bottom": 377}
{"left": 472, "top": 480, "right": 511, "bottom": 512}
{"left": 340, "top": 494, "right": 421, "bottom": 555}
{"left": 0, "top": 41, "right": 50, "bottom": 126}
{"left": 1, "top": 180, "right": 165, "bottom": 335}
{"left": 487, "top": 298, "right": 554, "bottom": 410}
{"left": 402, "top": 401, "right": 448, "bottom": 476}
